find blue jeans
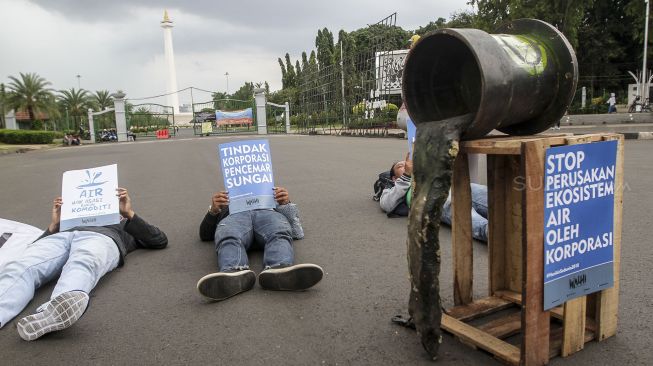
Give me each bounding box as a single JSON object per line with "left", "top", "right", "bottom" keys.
{"left": 214, "top": 210, "right": 293, "bottom": 272}
{"left": 0, "top": 231, "right": 119, "bottom": 328}
{"left": 441, "top": 183, "right": 489, "bottom": 242}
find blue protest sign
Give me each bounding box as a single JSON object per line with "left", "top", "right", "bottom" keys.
{"left": 407, "top": 117, "right": 416, "bottom": 157}
{"left": 543, "top": 140, "right": 617, "bottom": 310}
{"left": 218, "top": 139, "right": 275, "bottom": 214}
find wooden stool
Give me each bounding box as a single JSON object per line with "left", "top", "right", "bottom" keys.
{"left": 441, "top": 133, "right": 624, "bottom": 365}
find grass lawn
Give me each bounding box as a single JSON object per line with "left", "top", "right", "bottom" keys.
{"left": 0, "top": 142, "right": 60, "bottom": 155}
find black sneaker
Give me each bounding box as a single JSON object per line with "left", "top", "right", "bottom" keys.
{"left": 197, "top": 270, "right": 256, "bottom": 301}
{"left": 258, "top": 264, "right": 324, "bottom": 291}
{"left": 17, "top": 290, "right": 89, "bottom": 341}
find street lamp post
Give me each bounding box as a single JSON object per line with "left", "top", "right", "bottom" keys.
{"left": 76, "top": 74, "right": 81, "bottom": 90}
{"left": 225, "top": 72, "right": 230, "bottom": 95}
{"left": 643, "top": 0, "right": 650, "bottom": 101}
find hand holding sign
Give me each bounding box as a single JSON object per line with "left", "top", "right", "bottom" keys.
{"left": 210, "top": 191, "right": 230, "bottom": 214}
{"left": 48, "top": 197, "right": 63, "bottom": 233}
{"left": 116, "top": 187, "right": 134, "bottom": 219}
{"left": 273, "top": 187, "right": 290, "bottom": 205}
{"left": 404, "top": 152, "right": 413, "bottom": 176}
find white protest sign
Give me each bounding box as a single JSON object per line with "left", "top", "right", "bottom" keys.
{"left": 60, "top": 164, "right": 120, "bottom": 231}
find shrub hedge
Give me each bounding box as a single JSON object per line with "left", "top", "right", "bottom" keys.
{"left": 0, "top": 129, "right": 57, "bottom": 144}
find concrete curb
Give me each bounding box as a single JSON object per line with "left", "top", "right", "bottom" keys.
{"left": 623, "top": 132, "right": 653, "bottom": 140}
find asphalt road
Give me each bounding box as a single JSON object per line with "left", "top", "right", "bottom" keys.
{"left": 0, "top": 134, "right": 651, "bottom": 365}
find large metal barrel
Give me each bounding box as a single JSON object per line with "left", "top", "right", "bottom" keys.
{"left": 402, "top": 19, "right": 578, "bottom": 139}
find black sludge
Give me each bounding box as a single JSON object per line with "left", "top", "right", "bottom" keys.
{"left": 407, "top": 114, "right": 473, "bottom": 360}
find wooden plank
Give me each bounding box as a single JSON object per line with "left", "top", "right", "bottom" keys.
{"left": 446, "top": 296, "right": 515, "bottom": 322}
{"left": 549, "top": 327, "right": 563, "bottom": 359}
{"left": 487, "top": 156, "right": 507, "bottom": 294}
{"left": 595, "top": 134, "right": 624, "bottom": 340}
{"left": 505, "top": 155, "right": 523, "bottom": 293}
{"left": 521, "top": 140, "right": 550, "bottom": 366}
{"left": 452, "top": 153, "right": 473, "bottom": 305}
{"left": 461, "top": 135, "right": 581, "bottom": 155}
{"left": 495, "top": 290, "right": 522, "bottom": 304}
{"left": 549, "top": 326, "right": 597, "bottom": 359}
{"left": 562, "top": 297, "right": 587, "bottom": 356}
{"left": 441, "top": 314, "right": 521, "bottom": 366}
{"left": 495, "top": 290, "right": 600, "bottom": 333}
{"left": 478, "top": 311, "right": 523, "bottom": 339}
{"left": 462, "top": 145, "right": 522, "bottom": 155}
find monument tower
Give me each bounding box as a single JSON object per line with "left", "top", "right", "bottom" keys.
{"left": 160, "top": 10, "right": 180, "bottom": 112}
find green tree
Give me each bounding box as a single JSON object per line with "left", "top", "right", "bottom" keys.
{"left": 231, "top": 82, "right": 255, "bottom": 102}
{"left": 6, "top": 72, "right": 53, "bottom": 123}
{"left": 285, "top": 53, "right": 297, "bottom": 88}
{"left": 446, "top": 10, "right": 477, "bottom": 28}
{"left": 92, "top": 90, "right": 113, "bottom": 111}
{"left": 58, "top": 88, "right": 90, "bottom": 130}
{"left": 278, "top": 53, "right": 297, "bottom": 89}
{"left": 0, "top": 83, "right": 6, "bottom": 128}
{"left": 277, "top": 57, "right": 288, "bottom": 88}
{"left": 316, "top": 27, "right": 336, "bottom": 69}
{"left": 414, "top": 18, "right": 447, "bottom": 36}
{"left": 295, "top": 60, "right": 302, "bottom": 82}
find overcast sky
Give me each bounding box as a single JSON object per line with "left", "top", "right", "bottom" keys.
{"left": 0, "top": 0, "right": 471, "bottom": 106}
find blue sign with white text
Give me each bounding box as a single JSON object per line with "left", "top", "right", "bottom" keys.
{"left": 218, "top": 139, "right": 275, "bottom": 214}
{"left": 543, "top": 140, "right": 617, "bottom": 310}
{"left": 407, "top": 117, "right": 416, "bottom": 158}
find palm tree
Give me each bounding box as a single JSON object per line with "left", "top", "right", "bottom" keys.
{"left": 43, "top": 94, "right": 61, "bottom": 130}
{"left": 58, "top": 88, "right": 90, "bottom": 130}
{"left": 92, "top": 90, "right": 113, "bottom": 111}
{"left": 0, "top": 83, "right": 6, "bottom": 128}
{"left": 6, "top": 72, "right": 53, "bottom": 122}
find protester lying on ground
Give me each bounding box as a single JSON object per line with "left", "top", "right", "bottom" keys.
{"left": 0, "top": 188, "right": 168, "bottom": 341}
{"left": 374, "top": 153, "right": 489, "bottom": 242}
{"left": 198, "top": 187, "right": 323, "bottom": 301}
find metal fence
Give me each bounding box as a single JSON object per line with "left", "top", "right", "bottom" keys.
{"left": 266, "top": 102, "right": 288, "bottom": 134}
{"left": 127, "top": 103, "right": 175, "bottom": 139}
{"left": 295, "top": 13, "right": 403, "bottom": 136}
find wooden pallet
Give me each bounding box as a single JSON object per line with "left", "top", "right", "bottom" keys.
{"left": 444, "top": 133, "right": 624, "bottom": 366}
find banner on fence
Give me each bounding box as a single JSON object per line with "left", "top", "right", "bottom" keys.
{"left": 375, "top": 49, "right": 409, "bottom": 95}
{"left": 201, "top": 122, "right": 212, "bottom": 134}
{"left": 195, "top": 111, "right": 216, "bottom": 123}
{"left": 218, "top": 139, "right": 275, "bottom": 214}
{"left": 216, "top": 108, "right": 253, "bottom": 126}
{"left": 60, "top": 164, "right": 120, "bottom": 231}
{"left": 543, "top": 140, "right": 617, "bottom": 310}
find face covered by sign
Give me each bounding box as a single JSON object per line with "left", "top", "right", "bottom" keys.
{"left": 59, "top": 164, "right": 120, "bottom": 231}
{"left": 218, "top": 139, "right": 276, "bottom": 214}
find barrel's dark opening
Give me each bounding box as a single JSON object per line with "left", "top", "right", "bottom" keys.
{"left": 404, "top": 34, "right": 481, "bottom": 124}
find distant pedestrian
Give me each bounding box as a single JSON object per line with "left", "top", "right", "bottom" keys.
{"left": 607, "top": 93, "right": 617, "bottom": 113}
